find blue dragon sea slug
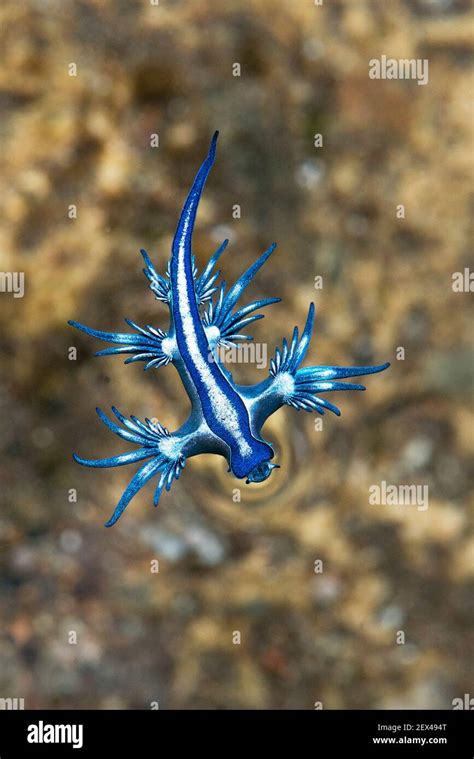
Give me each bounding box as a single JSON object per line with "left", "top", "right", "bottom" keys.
{"left": 69, "top": 132, "right": 389, "bottom": 527}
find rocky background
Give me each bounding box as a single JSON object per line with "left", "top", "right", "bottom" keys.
{"left": 0, "top": 0, "right": 472, "bottom": 709}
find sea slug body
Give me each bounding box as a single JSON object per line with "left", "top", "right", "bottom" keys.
{"left": 69, "top": 133, "right": 389, "bottom": 526}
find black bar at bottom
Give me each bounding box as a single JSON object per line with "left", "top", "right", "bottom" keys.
{"left": 0, "top": 709, "right": 471, "bottom": 756}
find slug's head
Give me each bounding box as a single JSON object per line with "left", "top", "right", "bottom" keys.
{"left": 246, "top": 461, "right": 280, "bottom": 484}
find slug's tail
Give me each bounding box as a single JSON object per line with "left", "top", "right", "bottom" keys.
{"left": 170, "top": 131, "right": 219, "bottom": 308}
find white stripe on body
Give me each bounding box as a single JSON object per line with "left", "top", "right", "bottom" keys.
{"left": 176, "top": 214, "right": 252, "bottom": 458}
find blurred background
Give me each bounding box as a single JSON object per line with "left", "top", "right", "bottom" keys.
{"left": 0, "top": 0, "right": 472, "bottom": 709}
